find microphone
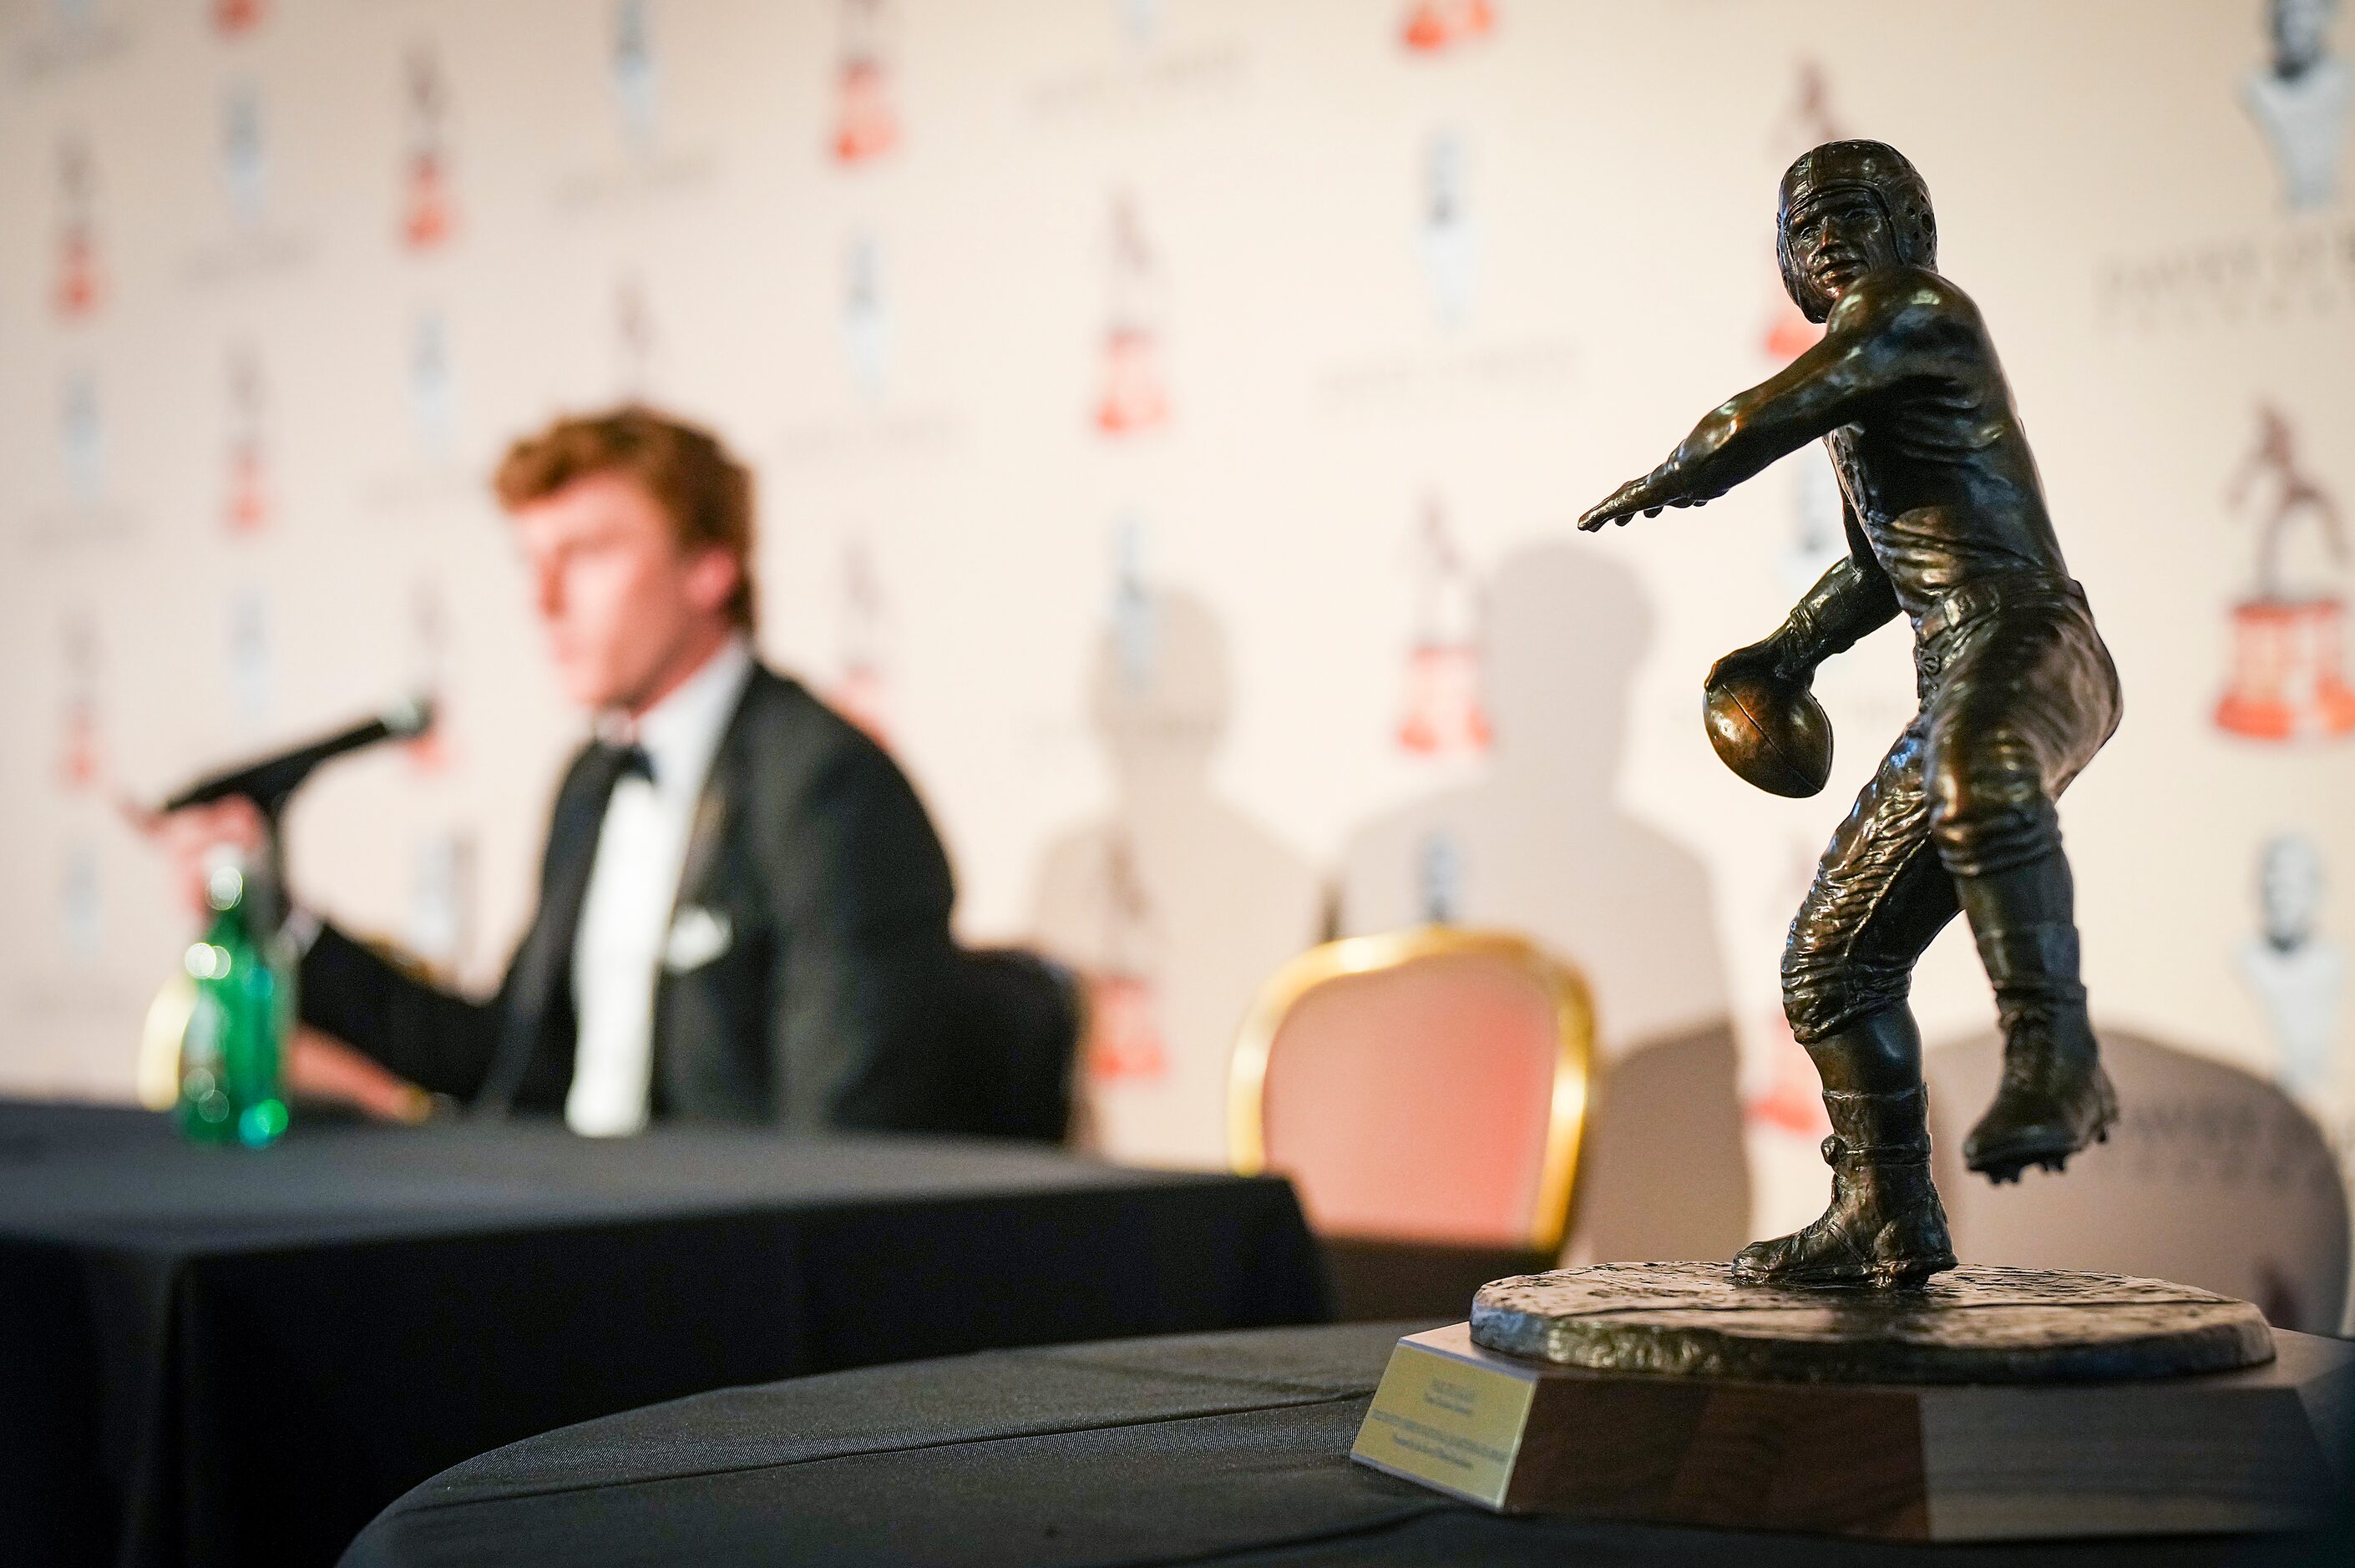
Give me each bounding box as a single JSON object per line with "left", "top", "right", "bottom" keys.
{"left": 162, "top": 695, "right": 437, "bottom": 816}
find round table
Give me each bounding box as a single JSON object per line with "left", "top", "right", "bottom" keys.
{"left": 342, "top": 1322, "right": 2348, "bottom": 1567}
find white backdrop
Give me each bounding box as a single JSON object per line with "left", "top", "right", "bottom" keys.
{"left": 3, "top": 2, "right": 2350, "bottom": 1211}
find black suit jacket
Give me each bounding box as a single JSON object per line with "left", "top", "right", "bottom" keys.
{"left": 299, "top": 665, "right": 965, "bottom": 1130}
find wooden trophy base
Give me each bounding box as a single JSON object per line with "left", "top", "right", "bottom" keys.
{"left": 1351, "top": 1266, "right": 2353, "bottom": 1541}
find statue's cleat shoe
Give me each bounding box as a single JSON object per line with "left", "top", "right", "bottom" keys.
{"left": 1732, "top": 1115, "right": 1957, "bottom": 1292}
{"left": 1732, "top": 1212, "right": 1957, "bottom": 1291}
{"left": 1964, "top": 1055, "right": 2118, "bottom": 1185}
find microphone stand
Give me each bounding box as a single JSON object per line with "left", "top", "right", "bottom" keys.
{"left": 248, "top": 799, "right": 290, "bottom": 948}
{"left": 158, "top": 695, "right": 435, "bottom": 945}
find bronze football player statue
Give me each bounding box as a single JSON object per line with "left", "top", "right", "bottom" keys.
{"left": 1579, "top": 141, "right": 2124, "bottom": 1290}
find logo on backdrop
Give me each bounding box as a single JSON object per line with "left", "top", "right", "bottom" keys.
{"left": 2215, "top": 403, "right": 2355, "bottom": 741}
{"left": 831, "top": 0, "right": 902, "bottom": 165}
{"left": 18, "top": 0, "right": 133, "bottom": 78}
{"left": 212, "top": 0, "right": 266, "bottom": 39}
{"left": 57, "top": 612, "right": 104, "bottom": 792}
{"left": 779, "top": 240, "right": 955, "bottom": 470}
{"left": 60, "top": 841, "right": 104, "bottom": 964}
{"left": 841, "top": 232, "right": 891, "bottom": 396}
{"left": 2240, "top": 832, "right": 2346, "bottom": 1097}
{"left": 1418, "top": 129, "right": 1479, "bottom": 327}
{"left": 2245, "top": 0, "right": 2350, "bottom": 210}
{"left": 1088, "top": 518, "right": 1169, "bottom": 1083}
{"left": 222, "top": 341, "right": 271, "bottom": 537}
{"left": 1314, "top": 114, "right": 1575, "bottom": 413}
{"left": 1416, "top": 827, "right": 1466, "bottom": 924}
{"left": 1023, "top": 0, "right": 1246, "bottom": 123}
{"left": 1089, "top": 832, "right": 1171, "bottom": 1082}
{"left": 185, "top": 78, "right": 308, "bottom": 283}
{"left": 220, "top": 79, "right": 268, "bottom": 227}
{"left": 615, "top": 272, "right": 657, "bottom": 397}
{"left": 555, "top": 0, "right": 714, "bottom": 208}
{"left": 408, "top": 579, "right": 455, "bottom": 774}
{"left": 1118, "top": 0, "right": 1161, "bottom": 48}
{"left": 60, "top": 368, "right": 104, "bottom": 507}
{"left": 1095, "top": 192, "right": 1170, "bottom": 434}
{"left": 53, "top": 133, "right": 104, "bottom": 321}
{"left": 2099, "top": 8, "right": 2352, "bottom": 334}
{"left": 1400, "top": 0, "right": 1494, "bottom": 54}
{"left": 1111, "top": 513, "right": 1157, "bottom": 687}
{"left": 1396, "top": 493, "right": 1490, "bottom": 760}
{"left": 612, "top": 0, "right": 661, "bottom": 149}
{"left": 828, "top": 535, "right": 893, "bottom": 746}
{"left": 225, "top": 587, "right": 273, "bottom": 736}
{"left": 357, "top": 312, "right": 471, "bottom": 516}
{"left": 402, "top": 43, "right": 458, "bottom": 251}
{"left": 409, "top": 310, "right": 458, "bottom": 461}
{"left": 406, "top": 831, "right": 476, "bottom": 979}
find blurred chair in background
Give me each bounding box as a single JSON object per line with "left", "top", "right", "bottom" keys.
{"left": 1229, "top": 928, "right": 1593, "bottom": 1320}
{"left": 945, "top": 947, "right": 1082, "bottom": 1144}
{"left": 1927, "top": 1028, "right": 2350, "bottom": 1335}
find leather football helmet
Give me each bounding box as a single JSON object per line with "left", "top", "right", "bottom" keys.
{"left": 1776, "top": 139, "right": 1938, "bottom": 323}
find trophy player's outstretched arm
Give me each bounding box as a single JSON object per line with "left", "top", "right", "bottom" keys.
{"left": 1579, "top": 273, "right": 1922, "bottom": 532}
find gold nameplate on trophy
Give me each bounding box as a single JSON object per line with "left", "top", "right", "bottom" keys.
{"left": 1350, "top": 1335, "right": 1537, "bottom": 1508}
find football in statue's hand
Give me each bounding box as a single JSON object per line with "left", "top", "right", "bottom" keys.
{"left": 1703, "top": 669, "right": 1833, "bottom": 798}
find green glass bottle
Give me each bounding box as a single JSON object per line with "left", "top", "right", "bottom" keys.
{"left": 177, "top": 853, "right": 290, "bottom": 1148}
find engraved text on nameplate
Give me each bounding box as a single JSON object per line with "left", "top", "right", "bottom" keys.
{"left": 1350, "top": 1342, "right": 1536, "bottom": 1509}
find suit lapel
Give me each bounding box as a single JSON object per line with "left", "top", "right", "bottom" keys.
{"left": 673, "top": 668, "right": 761, "bottom": 917}
{"left": 672, "top": 771, "right": 735, "bottom": 919}
{"left": 647, "top": 674, "right": 761, "bottom": 1105}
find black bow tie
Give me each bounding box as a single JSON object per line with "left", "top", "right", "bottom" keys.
{"left": 598, "top": 741, "right": 656, "bottom": 787}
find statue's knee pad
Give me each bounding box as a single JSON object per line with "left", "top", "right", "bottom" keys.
{"left": 1780, "top": 944, "right": 1912, "bottom": 1048}
{"left": 1926, "top": 738, "right": 2058, "bottom": 878}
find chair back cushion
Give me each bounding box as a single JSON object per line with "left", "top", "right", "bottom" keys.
{"left": 1259, "top": 948, "right": 1565, "bottom": 1247}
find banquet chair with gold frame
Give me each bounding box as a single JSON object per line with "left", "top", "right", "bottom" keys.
{"left": 1228, "top": 927, "right": 1595, "bottom": 1320}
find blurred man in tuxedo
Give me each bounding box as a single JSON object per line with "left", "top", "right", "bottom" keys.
{"left": 174, "top": 407, "right": 963, "bottom": 1133}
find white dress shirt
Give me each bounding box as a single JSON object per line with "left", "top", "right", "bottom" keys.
{"left": 565, "top": 637, "right": 755, "bottom": 1136}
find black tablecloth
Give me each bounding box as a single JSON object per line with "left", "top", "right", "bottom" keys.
{"left": 345, "top": 1321, "right": 2352, "bottom": 1568}
{"left": 0, "top": 1102, "right": 1326, "bottom": 1568}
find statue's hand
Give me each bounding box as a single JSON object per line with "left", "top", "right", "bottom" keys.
{"left": 1578, "top": 474, "right": 1664, "bottom": 532}
{"left": 1709, "top": 635, "right": 1810, "bottom": 690}
{"left": 1578, "top": 468, "right": 1713, "bottom": 533}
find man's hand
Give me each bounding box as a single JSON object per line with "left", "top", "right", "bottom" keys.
{"left": 140, "top": 796, "right": 267, "bottom": 916}
{"left": 288, "top": 1029, "right": 435, "bottom": 1123}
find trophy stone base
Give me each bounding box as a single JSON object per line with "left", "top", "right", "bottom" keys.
{"left": 1351, "top": 1264, "right": 2352, "bottom": 1541}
